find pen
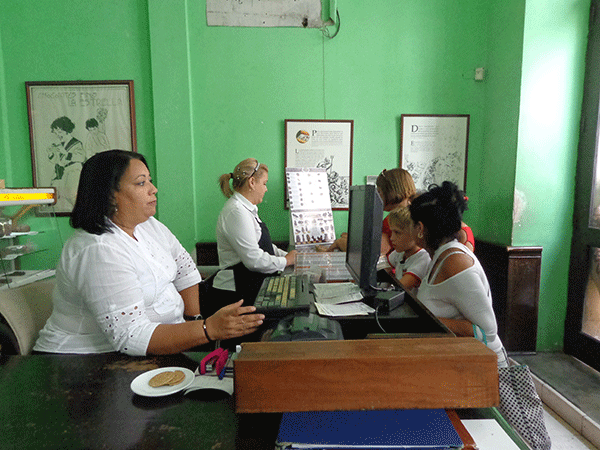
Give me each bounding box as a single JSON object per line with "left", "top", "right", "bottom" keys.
{"left": 219, "top": 353, "right": 234, "bottom": 379}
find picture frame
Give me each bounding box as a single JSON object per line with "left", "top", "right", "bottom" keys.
{"left": 285, "top": 119, "right": 353, "bottom": 210}
{"left": 26, "top": 80, "right": 136, "bottom": 215}
{"left": 400, "top": 114, "right": 469, "bottom": 192}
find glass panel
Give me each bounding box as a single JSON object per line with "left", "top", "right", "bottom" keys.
{"left": 582, "top": 246, "right": 600, "bottom": 341}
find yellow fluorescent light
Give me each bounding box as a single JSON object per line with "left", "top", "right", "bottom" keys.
{"left": 0, "top": 189, "right": 56, "bottom": 206}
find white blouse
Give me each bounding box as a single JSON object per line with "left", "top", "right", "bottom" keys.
{"left": 213, "top": 192, "right": 287, "bottom": 291}
{"left": 34, "top": 217, "right": 201, "bottom": 355}
{"left": 417, "top": 240, "right": 506, "bottom": 365}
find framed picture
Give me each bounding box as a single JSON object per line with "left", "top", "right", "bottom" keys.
{"left": 26, "top": 80, "right": 136, "bottom": 215}
{"left": 285, "top": 119, "right": 353, "bottom": 210}
{"left": 400, "top": 114, "right": 469, "bottom": 192}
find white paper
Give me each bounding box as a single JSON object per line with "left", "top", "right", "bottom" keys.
{"left": 313, "top": 282, "right": 363, "bottom": 304}
{"left": 184, "top": 375, "right": 234, "bottom": 396}
{"left": 315, "top": 302, "right": 374, "bottom": 317}
{"left": 461, "top": 419, "right": 521, "bottom": 450}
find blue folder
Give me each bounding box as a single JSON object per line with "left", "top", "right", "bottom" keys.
{"left": 275, "top": 409, "right": 464, "bottom": 449}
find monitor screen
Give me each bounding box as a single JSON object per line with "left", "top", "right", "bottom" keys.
{"left": 345, "top": 185, "right": 383, "bottom": 295}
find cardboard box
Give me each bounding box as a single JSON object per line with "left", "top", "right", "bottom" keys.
{"left": 234, "top": 337, "right": 499, "bottom": 413}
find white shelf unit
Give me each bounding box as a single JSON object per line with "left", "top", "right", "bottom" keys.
{"left": 0, "top": 187, "right": 58, "bottom": 289}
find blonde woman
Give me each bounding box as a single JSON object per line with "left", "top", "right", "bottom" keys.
{"left": 209, "top": 159, "right": 296, "bottom": 314}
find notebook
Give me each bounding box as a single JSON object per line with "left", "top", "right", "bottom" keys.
{"left": 275, "top": 408, "right": 464, "bottom": 449}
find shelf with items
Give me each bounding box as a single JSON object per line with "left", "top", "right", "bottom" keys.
{"left": 0, "top": 187, "right": 60, "bottom": 289}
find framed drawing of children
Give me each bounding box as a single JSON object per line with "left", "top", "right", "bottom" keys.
{"left": 26, "top": 80, "right": 136, "bottom": 215}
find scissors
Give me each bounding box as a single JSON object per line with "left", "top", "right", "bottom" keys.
{"left": 199, "top": 347, "right": 229, "bottom": 377}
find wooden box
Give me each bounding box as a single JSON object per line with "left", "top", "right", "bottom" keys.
{"left": 234, "top": 337, "right": 499, "bottom": 413}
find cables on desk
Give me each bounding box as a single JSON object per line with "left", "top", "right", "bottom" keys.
{"left": 374, "top": 305, "right": 387, "bottom": 334}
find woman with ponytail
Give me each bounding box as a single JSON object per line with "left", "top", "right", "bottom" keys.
{"left": 210, "top": 158, "right": 296, "bottom": 313}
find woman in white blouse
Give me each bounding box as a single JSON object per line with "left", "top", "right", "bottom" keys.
{"left": 409, "top": 181, "right": 508, "bottom": 367}
{"left": 35, "top": 150, "right": 264, "bottom": 355}
{"left": 209, "top": 158, "right": 296, "bottom": 313}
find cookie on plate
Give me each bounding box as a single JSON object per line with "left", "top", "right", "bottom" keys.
{"left": 168, "top": 370, "right": 186, "bottom": 386}
{"left": 148, "top": 371, "right": 175, "bottom": 387}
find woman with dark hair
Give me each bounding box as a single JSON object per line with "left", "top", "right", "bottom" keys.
{"left": 35, "top": 150, "right": 264, "bottom": 355}
{"left": 409, "top": 181, "right": 507, "bottom": 366}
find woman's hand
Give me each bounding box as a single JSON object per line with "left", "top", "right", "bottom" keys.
{"left": 205, "top": 300, "right": 265, "bottom": 340}
{"left": 325, "top": 233, "right": 348, "bottom": 252}
{"left": 285, "top": 250, "right": 297, "bottom": 266}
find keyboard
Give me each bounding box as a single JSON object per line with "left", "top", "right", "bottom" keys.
{"left": 254, "top": 274, "right": 312, "bottom": 318}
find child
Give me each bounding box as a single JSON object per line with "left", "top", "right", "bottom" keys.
{"left": 386, "top": 206, "right": 431, "bottom": 293}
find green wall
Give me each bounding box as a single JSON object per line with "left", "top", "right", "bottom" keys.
{"left": 152, "top": 0, "right": 492, "bottom": 243}
{"left": 0, "top": 0, "right": 156, "bottom": 264}
{"left": 513, "top": 0, "right": 590, "bottom": 349}
{"left": 0, "top": 0, "right": 591, "bottom": 351}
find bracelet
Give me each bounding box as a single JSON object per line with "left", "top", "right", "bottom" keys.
{"left": 202, "top": 319, "right": 213, "bottom": 342}
{"left": 184, "top": 313, "right": 203, "bottom": 321}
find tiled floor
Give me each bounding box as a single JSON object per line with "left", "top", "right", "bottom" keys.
{"left": 543, "top": 403, "right": 597, "bottom": 449}
{"left": 513, "top": 352, "right": 600, "bottom": 449}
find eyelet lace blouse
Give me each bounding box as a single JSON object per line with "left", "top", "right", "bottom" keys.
{"left": 34, "top": 217, "right": 201, "bottom": 355}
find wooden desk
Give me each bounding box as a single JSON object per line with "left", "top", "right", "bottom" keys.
{"left": 0, "top": 353, "right": 529, "bottom": 450}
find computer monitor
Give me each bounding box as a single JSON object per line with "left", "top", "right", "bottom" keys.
{"left": 345, "top": 184, "right": 384, "bottom": 296}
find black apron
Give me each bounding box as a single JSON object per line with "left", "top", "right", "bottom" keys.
{"left": 231, "top": 219, "right": 277, "bottom": 305}
{"left": 202, "top": 219, "right": 278, "bottom": 317}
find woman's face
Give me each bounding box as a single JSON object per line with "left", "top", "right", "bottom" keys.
{"left": 113, "top": 159, "right": 158, "bottom": 227}
{"left": 249, "top": 172, "right": 268, "bottom": 205}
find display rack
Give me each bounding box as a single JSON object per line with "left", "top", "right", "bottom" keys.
{"left": 0, "top": 187, "right": 59, "bottom": 289}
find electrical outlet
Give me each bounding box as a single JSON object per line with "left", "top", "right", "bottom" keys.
{"left": 475, "top": 67, "right": 485, "bottom": 81}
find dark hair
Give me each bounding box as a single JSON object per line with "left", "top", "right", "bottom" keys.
{"left": 409, "top": 181, "right": 467, "bottom": 250}
{"left": 85, "top": 118, "right": 99, "bottom": 129}
{"left": 70, "top": 150, "right": 148, "bottom": 234}
{"left": 51, "top": 116, "right": 75, "bottom": 133}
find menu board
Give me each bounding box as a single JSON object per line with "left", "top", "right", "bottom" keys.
{"left": 286, "top": 168, "right": 335, "bottom": 249}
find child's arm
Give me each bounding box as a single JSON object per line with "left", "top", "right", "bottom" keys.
{"left": 397, "top": 272, "right": 420, "bottom": 292}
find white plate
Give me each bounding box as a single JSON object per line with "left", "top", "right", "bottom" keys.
{"left": 130, "top": 366, "right": 195, "bottom": 397}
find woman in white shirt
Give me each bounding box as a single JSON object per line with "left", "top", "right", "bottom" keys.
{"left": 409, "top": 181, "right": 507, "bottom": 367}
{"left": 209, "top": 158, "right": 296, "bottom": 314}
{"left": 35, "top": 150, "right": 264, "bottom": 355}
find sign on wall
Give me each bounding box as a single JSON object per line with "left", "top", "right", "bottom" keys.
{"left": 207, "top": 0, "right": 331, "bottom": 27}
{"left": 400, "top": 114, "right": 470, "bottom": 193}
{"left": 285, "top": 119, "right": 353, "bottom": 210}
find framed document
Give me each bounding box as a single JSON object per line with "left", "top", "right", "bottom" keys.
{"left": 400, "top": 114, "right": 469, "bottom": 192}
{"left": 26, "top": 80, "right": 136, "bottom": 215}
{"left": 285, "top": 119, "right": 353, "bottom": 210}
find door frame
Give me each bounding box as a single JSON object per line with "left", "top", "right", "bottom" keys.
{"left": 565, "top": 0, "right": 600, "bottom": 369}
